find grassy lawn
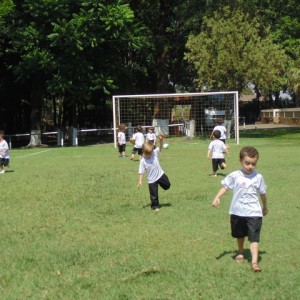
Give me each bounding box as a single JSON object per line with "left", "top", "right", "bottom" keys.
{"left": 0, "top": 128, "right": 300, "bottom": 299}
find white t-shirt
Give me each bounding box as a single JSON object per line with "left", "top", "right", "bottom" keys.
{"left": 0, "top": 139, "right": 10, "bottom": 159}
{"left": 117, "top": 131, "right": 126, "bottom": 145}
{"left": 138, "top": 148, "right": 164, "bottom": 183}
{"left": 146, "top": 132, "right": 156, "bottom": 143}
{"left": 221, "top": 170, "right": 267, "bottom": 217}
{"left": 213, "top": 125, "right": 227, "bottom": 140}
{"left": 133, "top": 132, "right": 145, "bottom": 148}
{"left": 208, "top": 139, "right": 226, "bottom": 159}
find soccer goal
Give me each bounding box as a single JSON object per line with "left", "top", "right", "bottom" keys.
{"left": 112, "top": 91, "right": 239, "bottom": 147}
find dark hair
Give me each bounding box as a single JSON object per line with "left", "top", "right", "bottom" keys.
{"left": 136, "top": 125, "right": 142, "bottom": 132}
{"left": 239, "top": 146, "right": 259, "bottom": 160}
{"left": 213, "top": 130, "right": 221, "bottom": 139}
{"left": 216, "top": 118, "right": 223, "bottom": 125}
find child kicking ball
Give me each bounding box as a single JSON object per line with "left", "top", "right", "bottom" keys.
{"left": 137, "top": 134, "right": 171, "bottom": 211}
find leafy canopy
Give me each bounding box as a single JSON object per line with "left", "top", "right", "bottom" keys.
{"left": 184, "top": 7, "right": 289, "bottom": 93}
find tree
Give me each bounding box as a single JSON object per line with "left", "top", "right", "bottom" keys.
{"left": 1, "top": 0, "right": 148, "bottom": 145}
{"left": 184, "top": 7, "right": 289, "bottom": 95}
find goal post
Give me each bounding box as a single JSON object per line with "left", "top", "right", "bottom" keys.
{"left": 112, "top": 91, "right": 239, "bottom": 147}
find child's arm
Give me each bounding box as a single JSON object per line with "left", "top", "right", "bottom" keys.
{"left": 158, "top": 134, "right": 163, "bottom": 151}
{"left": 224, "top": 146, "right": 230, "bottom": 158}
{"left": 207, "top": 149, "right": 212, "bottom": 159}
{"left": 0, "top": 147, "right": 8, "bottom": 157}
{"left": 260, "top": 193, "right": 268, "bottom": 216}
{"left": 212, "top": 186, "right": 228, "bottom": 208}
{"left": 137, "top": 174, "right": 144, "bottom": 188}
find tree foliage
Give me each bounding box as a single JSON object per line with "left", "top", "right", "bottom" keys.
{"left": 0, "top": 0, "right": 300, "bottom": 137}
{"left": 184, "top": 7, "right": 289, "bottom": 94}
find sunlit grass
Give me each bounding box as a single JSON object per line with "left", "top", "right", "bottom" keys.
{"left": 0, "top": 129, "right": 300, "bottom": 299}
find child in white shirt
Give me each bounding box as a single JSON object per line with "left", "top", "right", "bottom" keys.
{"left": 130, "top": 125, "right": 145, "bottom": 160}
{"left": 0, "top": 130, "right": 10, "bottom": 174}
{"left": 212, "top": 146, "right": 268, "bottom": 272}
{"left": 137, "top": 134, "right": 170, "bottom": 211}
{"left": 208, "top": 130, "right": 230, "bottom": 177}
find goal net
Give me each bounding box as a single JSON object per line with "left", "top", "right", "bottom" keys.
{"left": 112, "top": 91, "right": 239, "bottom": 147}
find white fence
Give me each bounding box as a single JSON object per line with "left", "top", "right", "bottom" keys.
{"left": 6, "top": 128, "right": 114, "bottom": 149}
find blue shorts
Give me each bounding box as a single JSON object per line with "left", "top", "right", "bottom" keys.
{"left": 230, "top": 214, "right": 262, "bottom": 242}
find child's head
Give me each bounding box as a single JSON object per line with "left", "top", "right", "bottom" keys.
{"left": 148, "top": 127, "right": 154, "bottom": 133}
{"left": 118, "top": 123, "right": 126, "bottom": 131}
{"left": 0, "top": 130, "right": 4, "bottom": 140}
{"left": 212, "top": 130, "right": 221, "bottom": 139}
{"left": 136, "top": 125, "right": 142, "bottom": 132}
{"left": 142, "top": 141, "right": 154, "bottom": 159}
{"left": 216, "top": 118, "right": 223, "bottom": 125}
{"left": 239, "top": 146, "right": 259, "bottom": 174}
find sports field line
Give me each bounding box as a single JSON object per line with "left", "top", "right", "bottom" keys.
{"left": 15, "top": 149, "right": 52, "bottom": 158}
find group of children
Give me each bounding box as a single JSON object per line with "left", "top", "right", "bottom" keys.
{"left": 118, "top": 119, "right": 268, "bottom": 272}
{"left": 1, "top": 121, "right": 268, "bottom": 272}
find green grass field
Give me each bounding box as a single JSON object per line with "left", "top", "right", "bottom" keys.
{"left": 1, "top": 128, "right": 300, "bottom": 299}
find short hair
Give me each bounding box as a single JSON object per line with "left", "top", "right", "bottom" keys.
{"left": 216, "top": 118, "right": 223, "bottom": 125}
{"left": 0, "top": 130, "right": 4, "bottom": 137}
{"left": 142, "top": 141, "right": 154, "bottom": 155}
{"left": 213, "top": 130, "right": 221, "bottom": 139}
{"left": 240, "top": 146, "right": 259, "bottom": 160}
{"left": 136, "top": 125, "right": 142, "bottom": 132}
{"left": 148, "top": 127, "right": 154, "bottom": 131}
{"left": 118, "top": 123, "right": 126, "bottom": 131}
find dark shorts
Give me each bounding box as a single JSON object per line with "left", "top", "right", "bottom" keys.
{"left": 132, "top": 147, "right": 143, "bottom": 156}
{"left": 0, "top": 158, "right": 9, "bottom": 167}
{"left": 212, "top": 158, "right": 225, "bottom": 172}
{"left": 230, "top": 214, "right": 262, "bottom": 242}
{"left": 118, "top": 144, "right": 126, "bottom": 153}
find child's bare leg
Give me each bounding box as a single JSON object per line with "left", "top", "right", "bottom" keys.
{"left": 237, "top": 237, "right": 245, "bottom": 253}
{"left": 235, "top": 238, "right": 245, "bottom": 262}
{"left": 250, "top": 242, "right": 262, "bottom": 271}
{"left": 250, "top": 242, "right": 259, "bottom": 263}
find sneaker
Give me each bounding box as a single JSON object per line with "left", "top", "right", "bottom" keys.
{"left": 0, "top": 170, "right": 5, "bottom": 174}
{"left": 153, "top": 208, "right": 160, "bottom": 212}
{"left": 130, "top": 156, "right": 134, "bottom": 160}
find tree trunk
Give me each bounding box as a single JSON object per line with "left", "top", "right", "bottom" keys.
{"left": 27, "top": 75, "right": 43, "bottom": 147}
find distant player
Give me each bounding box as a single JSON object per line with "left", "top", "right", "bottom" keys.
{"left": 0, "top": 130, "right": 10, "bottom": 174}
{"left": 117, "top": 123, "right": 127, "bottom": 158}
{"left": 146, "top": 127, "right": 156, "bottom": 146}
{"left": 207, "top": 130, "right": 229, "bottom": 177}
{"left": 130, "top": 125, "right": 145, "bottom": 161}
{"left": 211, "top": 118, "right": 227, "bottom": 144}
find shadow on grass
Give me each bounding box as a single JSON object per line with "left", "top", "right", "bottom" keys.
{"left": 208, "top": 173, "right": 227, "bottom": 177}
{"left": 216, "top": 249, "right": 266, "bottom": 263}
{"left": 143, "top": 203, "right": 172, "bottom": 209}
{"left": 240, "top": 128, "right": 300, "bottom": 139}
